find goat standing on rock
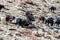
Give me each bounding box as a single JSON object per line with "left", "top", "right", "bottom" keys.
{"left": 49, "top": 6, "right": 56, "bottom": 12}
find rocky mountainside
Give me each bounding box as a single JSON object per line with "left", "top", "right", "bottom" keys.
{"left": 0, "top": 0, "right": 60, "bottom": 40}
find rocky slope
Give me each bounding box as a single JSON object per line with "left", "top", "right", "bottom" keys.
{"left": 0, "top": 0, "right": 60, "bottom": 40}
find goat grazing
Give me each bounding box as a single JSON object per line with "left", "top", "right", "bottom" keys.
{"left": 16, "top": 18, "right": 32, "bottom": 27}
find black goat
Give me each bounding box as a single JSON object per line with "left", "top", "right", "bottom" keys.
{"left": 16, "top": 18, "right": 32, "bottom": 27}
{"left": 25, "top": 11, "right": 35, "bottom": 21}
{"left": 49, "top": 6, "right": 56, "bottom": 12}
{"left": 0, "top": 4, "right": 5, "bottom": 10}
{"left": 54, "top": 17, "right": 60, "bottom": 26}
{"left": 0, "top": 4, "right": 9, "bottom": 11}
{"left": 45, "top": 17, "right": 54, "bottom": 26}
